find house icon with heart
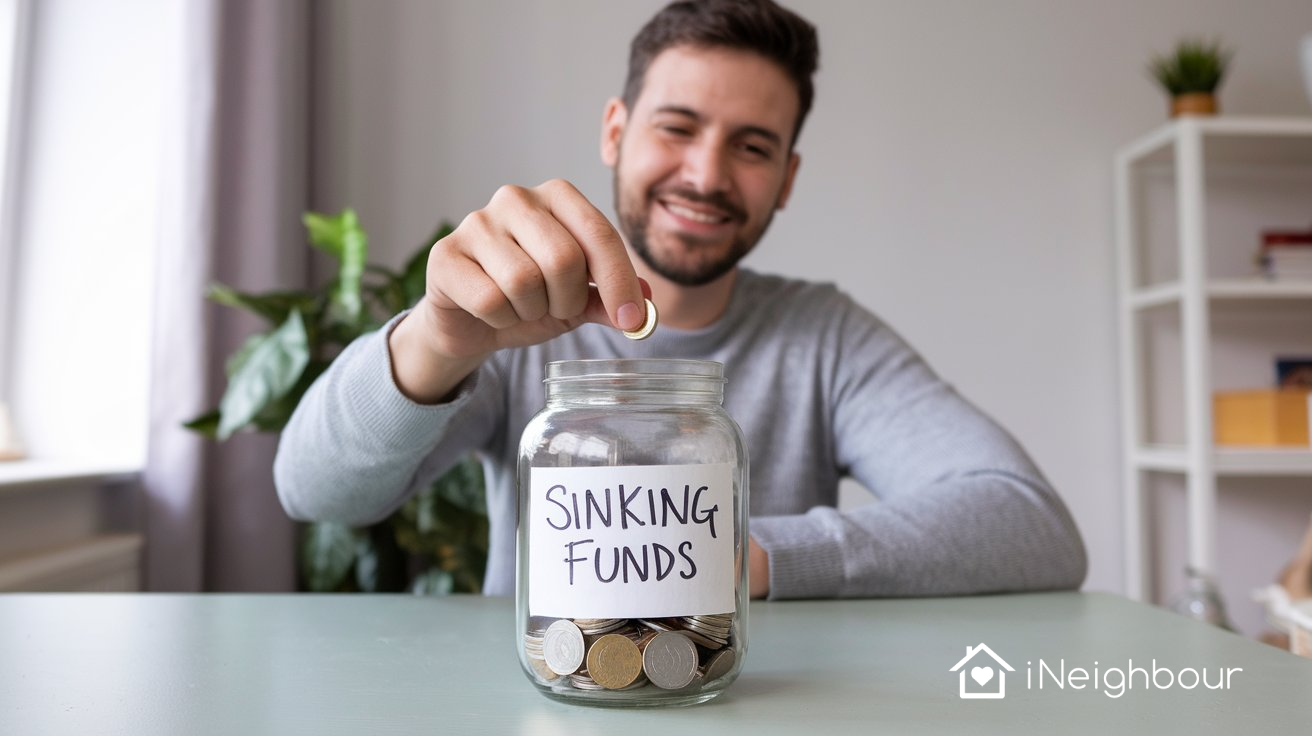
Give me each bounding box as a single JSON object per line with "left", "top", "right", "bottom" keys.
{"left": 949, "top": 643, "right": 1014, "bottom": 699}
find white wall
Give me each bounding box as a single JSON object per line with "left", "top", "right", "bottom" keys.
{"left": 311, "top": 0, "right": 1312, "bottom": 633}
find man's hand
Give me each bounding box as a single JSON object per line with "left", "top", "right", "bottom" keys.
{"left": 749, "top": 536, "right": 769, "bottom": 599}
{"left": 389, "top": 179, "right": 650, "bottom": 403}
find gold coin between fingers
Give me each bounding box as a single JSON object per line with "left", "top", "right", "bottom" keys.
{"left": 622, "top": 298, "right": 658, "bottom": 340}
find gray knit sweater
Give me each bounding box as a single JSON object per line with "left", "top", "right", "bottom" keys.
{"left": 274, "top": 269, "right": 1087, "bottom": 598}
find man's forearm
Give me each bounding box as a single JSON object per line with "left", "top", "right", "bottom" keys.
{"left": 750, "top": 472, "right": 1087, "bottom": 599}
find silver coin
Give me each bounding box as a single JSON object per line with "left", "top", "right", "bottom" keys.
{"left": 543, "top": 620, "right": 586, "bottom": 675}
{"left": 680, "top": 619, "right": 730, "bottom": 641}
{"left": 637, "top": 618, "right": 674, "bottom": 632}
{"left": 582, "top": 623, "right": 627, "bottom": 636}
{"left": 568, "top": 669, "right": 607, "bottom": 690}
{"left": 674, "top": 626, "right": 723, "bottom": 650}
{"left": 643, "top": 631, "right": 699, "bottom": 690}
{"left": 684, "top": 616, "right": 730, "bottom": 628}
{"left": 702, "top": 647, "right": 736, "bottom": 681}
{"left": 573, "top": 618, "right": 628, "bottom": 635}
{"left": 526, "top": 616, "right": 557, "bottom": 636}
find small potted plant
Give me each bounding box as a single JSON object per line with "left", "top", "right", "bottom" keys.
{"left": 185, "top": 209, "right": 489, "bottom": 595}
{"left": 1148, "top": 38, "right": 1233, "bottom": 117}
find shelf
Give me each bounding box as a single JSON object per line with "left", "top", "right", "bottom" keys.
{"left": 0, "top": 458, "right": 140, "bottom": 492}
{"left": 1133, "top": 445, "right": 1312, "bottom": 476}
{"left": 1116, "top": 117, "right": 1312, "bottom": 603}
{"left": 1127, "top": 279, "right": 1312, "bottom": 311}
{"left": 1118, "top": 116, "right": 1312, "bottom": 168}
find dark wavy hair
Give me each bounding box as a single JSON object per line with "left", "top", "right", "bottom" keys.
{"left": 622, "top": 0, "right": 819, "bottom": 149}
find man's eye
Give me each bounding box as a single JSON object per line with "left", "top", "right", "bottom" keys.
{"left": 740, "top": 143, "right": 771, "bottom": 159}
{"left": 661, "top": 126, "right": 692, "bottom": 136}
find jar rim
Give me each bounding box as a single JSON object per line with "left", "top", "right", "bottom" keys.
{"left": 544, "top": 358, "right": 725, "bottom": 384}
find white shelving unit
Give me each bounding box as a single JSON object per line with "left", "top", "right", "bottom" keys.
{"left": 1115, "top": 116, "right": 1312, "bottom": 604}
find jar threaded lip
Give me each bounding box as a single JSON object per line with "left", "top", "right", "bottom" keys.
{"left": 544, "top": 359, "right": 725, "bottom": 384}
{"left": 543, "top": 359, "right": 725, "bottom": 404}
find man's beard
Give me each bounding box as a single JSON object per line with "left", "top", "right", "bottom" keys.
{"left": 612, "top": 163, "right": 773, "bottom": 287}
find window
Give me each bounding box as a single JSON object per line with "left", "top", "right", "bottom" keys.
{"left": 0, "top": 0, "right": 165, "bottom": 471}
{"left": 0, "top": 0, "right": 31, "bottom": 398}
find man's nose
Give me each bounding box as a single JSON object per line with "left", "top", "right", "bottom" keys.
{"left": 679, "top": 139, "right": 731, "bottom": 195}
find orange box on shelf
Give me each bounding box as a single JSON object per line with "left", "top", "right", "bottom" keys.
{"left": 1212, "top": 389, "right": 1311, "bottom": 447}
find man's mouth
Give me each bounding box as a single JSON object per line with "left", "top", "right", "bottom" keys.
{"left": 661, "top": 200, "right": 733, "bottom": 225}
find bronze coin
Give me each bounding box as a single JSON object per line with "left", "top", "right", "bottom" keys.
{"left": 586, "top": 633, "right": 644, "bottom": 690}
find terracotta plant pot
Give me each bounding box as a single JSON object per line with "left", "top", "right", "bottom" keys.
{"left": 1171, "top": 92, "right": 1217, "bottom": 117}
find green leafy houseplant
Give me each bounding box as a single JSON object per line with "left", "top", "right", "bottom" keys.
{"left": 1148, "top": 38, "right": 1233, "bottom": 116}
{"left": 185, "top": 209, "right": 489, "bottom": 594}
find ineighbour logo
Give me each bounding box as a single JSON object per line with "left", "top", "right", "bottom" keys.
{"left": 950, "top": 643, "right": 1244, "bottom": 700}
{"left": 1023, "top": 658, "right": 1242, "bottom": 699}
{"left": 950, "top": 643, "right": 1013, "bottom": 699}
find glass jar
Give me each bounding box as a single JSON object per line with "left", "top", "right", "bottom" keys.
{"left": 516, "top": 359, "right": 749, "bottom": 707}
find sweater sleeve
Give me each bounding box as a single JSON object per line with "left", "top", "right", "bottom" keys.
{"left": 749, "top": 294, "right": 1087, "bottom": 599}
{"left": 273, "top": 311, "right": 504, "bottom": 526}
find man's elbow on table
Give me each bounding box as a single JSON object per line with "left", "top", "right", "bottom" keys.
{"left": 1050, "top": 524, "right": 1089, "bottom": 592}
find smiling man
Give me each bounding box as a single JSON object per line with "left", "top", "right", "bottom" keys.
{"left": 275, "top": 0, "right": 1087, "bottom": 599}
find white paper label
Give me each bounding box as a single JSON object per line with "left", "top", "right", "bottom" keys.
{"left": 527, "top": 462, "right": 735, "bottom": 619}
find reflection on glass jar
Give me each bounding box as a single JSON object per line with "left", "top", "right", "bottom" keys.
{"left": 516, "top": 359, "right": 749, "bottom": 707}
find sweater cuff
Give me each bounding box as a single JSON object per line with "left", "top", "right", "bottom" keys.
{"left": 750, "top": 510, "right": 846, "bottom": 600}
{"left": 338, "top": 311, "right": 481, "bottom": 451}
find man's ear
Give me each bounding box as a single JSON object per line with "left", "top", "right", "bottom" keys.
{"left": 775, "top": 151, "right": 801, "bottom": 210}
{"left": 600, "top": 97, "right": 628, "bottom": 167}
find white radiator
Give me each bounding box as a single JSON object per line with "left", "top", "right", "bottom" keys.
{"left": 0, "top": 534, "right": 143, "bottom": 591}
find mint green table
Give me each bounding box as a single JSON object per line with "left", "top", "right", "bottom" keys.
{"left": 1, "top": 592, "right": 1308, "bottom": 734}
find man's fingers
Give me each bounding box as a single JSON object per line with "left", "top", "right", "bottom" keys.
{"left": 509, "top": 207, "right": 591, "bottom": 321}
{"left": 538, "top": 180, "right": 645, "bottom": 331}
{"left": 475, "top": 239, "right": 550, "bottom": 323}
{"left": 577, "top": 279, "right": 654, "bottom": 330}
{"left": 430, "top": 251, "right": 519, "bottom": 330}
{"left": 578, "top": 285, "right": 614, "bottom": 328}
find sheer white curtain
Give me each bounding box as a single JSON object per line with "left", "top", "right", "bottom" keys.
{"left": 146, "top": 0, "right": 310, "bottom": 591}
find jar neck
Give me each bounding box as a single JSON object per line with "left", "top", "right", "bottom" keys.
{"left": 544, "top": 359, "right": 726, "bottom": 406}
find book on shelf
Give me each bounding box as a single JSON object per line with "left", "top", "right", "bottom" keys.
{"left": 1258, "top": 229, "right": 1312, "bottom": 280}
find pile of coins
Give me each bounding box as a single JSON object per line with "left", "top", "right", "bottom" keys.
{"left": 523, "top": 613, "right": 737, "bottom": 691}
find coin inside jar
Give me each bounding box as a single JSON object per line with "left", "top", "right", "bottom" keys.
{"left": 586, "top": 633, "right": 644, "bottom": 690}
{"left": 702, "top": 648, "right": 736, "bottom": 682}
{"left": 543, "top": 619, "right": 586, "bottom": 675}
{"left": 621, "top": 298, "right": 658, "bottom": 340}
{"left": 642, "top": 631, "right": 699, "bottom": 690}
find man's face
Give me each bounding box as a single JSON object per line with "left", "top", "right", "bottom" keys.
{"left": 602, "top": 45, "right": 801, "bottom": 286}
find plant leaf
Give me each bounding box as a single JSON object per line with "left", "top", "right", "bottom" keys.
{"left": 300, "top": 522, "right": 357, "bottom": 592}
{"left": 354, "top": 524, "right": 408, "bottom": 593}
{"left": 182, "top": 409, "right": 221, "bottom": 437}
{"left": 434, "top": 457, "right": 487, "bottom": 515}
{"left": 206, "top": 283, "right": 319, "bottom": 326}
{"left": 302, "top": 210, "right": 351, "bottom": 257}
{"left": 217, "top": 309, "right": 310, "bottom": 439}
{"left": 1148, "top": 37, "right": 1231, "bottom": 95}
{"left": 410, "top": 568, "right": 455, "bottom": 596}
{"left": 225, "top": 333, "right": 266, "bottom": 378}
{"left": 304, "top": 209, "right": 368, "bottom": 325}
{"left": 249, "top": 359, "right": 330, "bottom": 433}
